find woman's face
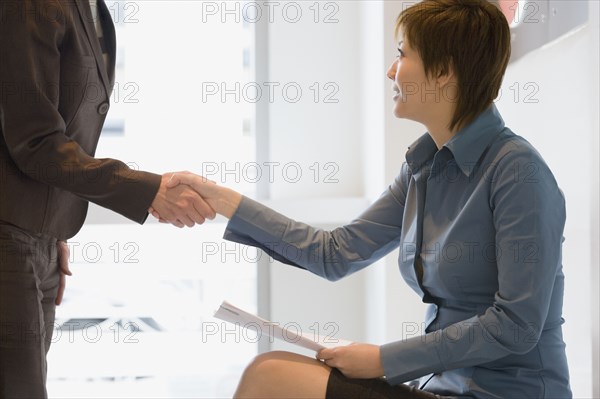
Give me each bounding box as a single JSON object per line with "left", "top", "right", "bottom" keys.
{"left": 386, "top": 38, "right": 435, "bottom": 123}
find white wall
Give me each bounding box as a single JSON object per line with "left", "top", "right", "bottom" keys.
{"left": 591, "top": 4, "right": 600, "bottom": 395}
{"left": 264, "top": 1, "right": 369, "bottom": 352}
{"left": 266, "top": 2, "right": 363, "bottom": 200}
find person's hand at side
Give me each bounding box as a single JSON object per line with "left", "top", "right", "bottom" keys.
{"left": 55, "top": 240, "right": 72, "bottom": 306}
{"left": 317, "top": 343, "right": 385, "bottom": 379}
{"left": 150, "top": 172, "right": 217, "bottom": 228}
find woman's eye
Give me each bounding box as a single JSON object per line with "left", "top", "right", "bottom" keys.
{"left": 397, "top": 48, "right": 405, "bottom": 58}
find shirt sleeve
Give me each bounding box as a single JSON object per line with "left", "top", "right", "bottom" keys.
{"left": 380, "top": 144, "right": 566, "bottom": 384}
{"left": 224, "top": 164, "right": 411, "bottom": 281}
{"left": 0, "top": 1, "right": 161, "bottom": 224}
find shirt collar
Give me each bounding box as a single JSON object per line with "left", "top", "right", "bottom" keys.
{"left": 444, "top": 105, "right": 505, "bottom": 176}
{"left": 405, "top": 133, "right": 438, "bottom": 175}
{"left": 405, "top": 105, "right": 506, "bottom": 177}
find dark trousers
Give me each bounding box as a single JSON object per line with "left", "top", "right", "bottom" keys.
{"left": 0, "top": 221, "right": 59, "bottom": 399}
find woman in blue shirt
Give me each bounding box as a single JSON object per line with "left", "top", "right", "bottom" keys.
{"left": 160, "top": 0, "right": 571, "bottom": 397}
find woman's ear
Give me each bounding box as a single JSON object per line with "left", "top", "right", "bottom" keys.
{"left": 436, "top": 65, "right": 456, "bottom": 88}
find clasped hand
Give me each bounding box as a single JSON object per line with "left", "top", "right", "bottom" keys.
{"left": 149, "top": 172, "right": 241, "bottom": 227}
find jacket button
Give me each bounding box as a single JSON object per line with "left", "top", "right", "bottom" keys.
{"left": 98, "top": 102, "right": 110, "bottom": 115}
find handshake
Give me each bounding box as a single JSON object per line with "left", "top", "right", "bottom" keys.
{"left": 148, "top": 171, "right": 242, "bottom": 228}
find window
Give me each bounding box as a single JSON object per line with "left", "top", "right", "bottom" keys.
{"left": 47, "top": 2, "right": 257, "bottom": 397}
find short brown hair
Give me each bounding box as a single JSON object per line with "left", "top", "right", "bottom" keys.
{"left": 396, "top": 0, "right": 511, "bottom": 131}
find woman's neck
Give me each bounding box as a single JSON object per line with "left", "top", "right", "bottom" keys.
{"left": 425, "top": 117, "right": 458, "bottom": 150}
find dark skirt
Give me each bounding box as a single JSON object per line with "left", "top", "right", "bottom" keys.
{"left": 326, "top": 368, "right": 446, "bottom": 399}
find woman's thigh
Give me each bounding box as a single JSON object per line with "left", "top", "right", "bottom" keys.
{"left": 234, "top": 351, "right": 444, "bottom": 399}
{"left": 234, "top": 351, "right": 331, "bottom": 398}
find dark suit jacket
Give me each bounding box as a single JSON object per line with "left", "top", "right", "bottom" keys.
{"left": 0, "top": 0, "right": 161, "bottom": 240}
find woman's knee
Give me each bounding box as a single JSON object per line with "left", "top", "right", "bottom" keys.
{"left": 240, "top": 351, "right": 300, "bottom": 381}
{"left": 236, "top": 351, "right": 330, "bottom": 398}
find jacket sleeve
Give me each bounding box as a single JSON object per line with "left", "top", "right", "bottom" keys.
{"left": 0, "top": 0, "right": 160, "bottom": 224}
{"left": 223, "top": 164, "right": 410, "bottom": 281}
{"left": 379, "top": 146, "right": 567, "bottom": 384}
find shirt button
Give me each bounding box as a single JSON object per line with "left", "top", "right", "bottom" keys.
{"left": 98, "top": 102, "right": 110, "bottom": 115}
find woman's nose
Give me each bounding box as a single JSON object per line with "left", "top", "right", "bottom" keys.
{"left": 386, "top": 60, "right": 397, "bottom": 81}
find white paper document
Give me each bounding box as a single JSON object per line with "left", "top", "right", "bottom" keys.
{"left": 213, "top": 301, "right": 353, "bottom": 352}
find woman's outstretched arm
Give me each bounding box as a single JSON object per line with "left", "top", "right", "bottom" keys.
{"left": 164, "top": 166, "right": 410, "bottom": 281}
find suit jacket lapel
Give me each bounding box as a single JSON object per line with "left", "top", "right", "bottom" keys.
{"left": 74, "top": 0, "right": 113, "bottom": 96}
{"left": 97, "top": 0, "right": 117, "bottom": 89}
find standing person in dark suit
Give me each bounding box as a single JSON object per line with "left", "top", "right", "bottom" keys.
{"left": 0, "top": 1, "right": 215, "bottom": 397}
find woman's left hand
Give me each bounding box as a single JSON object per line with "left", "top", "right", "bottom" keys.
{"left": 317, "top": 343, "right": 385, "bottom": 379}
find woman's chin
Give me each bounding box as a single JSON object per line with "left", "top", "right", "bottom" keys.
{"left": 393, "top": 106, "right": 406, "bottom": 119}
{"left": 393, "top": 108, "right": 420, "bottom": 125}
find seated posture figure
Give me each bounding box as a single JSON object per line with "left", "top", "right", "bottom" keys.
{"left": 163, "top": 0, "right": 571, "bottom": 397}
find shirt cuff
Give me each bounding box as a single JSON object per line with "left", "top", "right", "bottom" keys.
{"left": 223, "top": 196, "right": 288, "bottom": 249}
{"left": 380, "top": 333, "right": 444, "bottom": 385}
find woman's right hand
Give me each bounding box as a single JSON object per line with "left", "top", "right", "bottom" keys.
{"left": 165, "top": 172, "right": 242, "bottom": 219}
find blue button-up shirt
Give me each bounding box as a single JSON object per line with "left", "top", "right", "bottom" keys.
{"left": 224, "top": 105, "right": 571, "bottom": 398}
